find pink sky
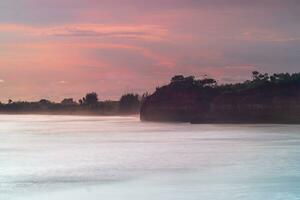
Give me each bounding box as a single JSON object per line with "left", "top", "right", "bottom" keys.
{"left": 0, "top": 0, "right": 300, "bottom": 102}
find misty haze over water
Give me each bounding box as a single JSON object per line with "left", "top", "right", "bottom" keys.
{"left": 1, "top": 115, "right": 300, "bottom": 200}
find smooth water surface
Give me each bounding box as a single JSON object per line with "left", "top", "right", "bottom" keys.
{"left": 1, "top": 115, "right": 300, "bottom": 200}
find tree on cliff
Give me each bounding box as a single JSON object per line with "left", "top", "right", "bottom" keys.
{"left": 170, "top": 75, "right": 217, "bottom": 88}
{"left": 171, "top": 75, "right": 185, "bottom": 83}
{"left": 252, "top": 71, "right": 269, "bottom": 84}
{"left": 196, "top": 78, "right": 217, "bottom": 87}
{"left": 171, "top": 75, "right": 195, "bottom": 84}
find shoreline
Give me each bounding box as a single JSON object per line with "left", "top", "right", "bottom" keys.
{"left": 2, "top": 112, "right": 298, "bottom": 125}
{"left": 2, "top": 112, "right": 300, "bottom": 125}
{"left": 0, "top": 112, "right": 140, "bottom": 117}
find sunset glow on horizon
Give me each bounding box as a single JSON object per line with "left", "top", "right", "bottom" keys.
{"left": 0, "top": 0, "right": 299, "bottom": 102}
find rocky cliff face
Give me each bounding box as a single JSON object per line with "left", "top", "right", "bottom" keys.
{"left": 140, "top": 80, "right": 300, "bottom": 123}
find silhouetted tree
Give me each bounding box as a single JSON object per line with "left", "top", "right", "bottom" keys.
{"left": 39, "top": 99, "right": 52, "bottom": 104}
{"left": 119, "top": 93, "right": 140, "bottom": 113}
{"left": 184, "top": 76, "right": 195, "bottom": 83}
{"left": 169, "top": 75, "right": 217, "bottom": 89}
{"left": 252, "top": 71, "right": 260, "bottom": 80}
{"left": 196, "top": 78, "right": 217, "bottom": 87}
{"left": 61, "top": 98, "right": 77, "bottom": 105}
{"left": 81, "top": 92, "right": 98, "bottom": 106}
{"left": 169, "top": 75, "right": 197, "bottom": 88}
{"left": 171, "top": 75, "right": 185, "bottom": 83}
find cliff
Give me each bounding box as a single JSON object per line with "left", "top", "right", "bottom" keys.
{"left": 140, "top": 73, "right": 300, "bottom": 123}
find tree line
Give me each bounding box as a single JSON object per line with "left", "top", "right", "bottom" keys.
{"left": 0, "top": 93, "right": 147, "bottom": 115}
{"left": 2, "top": 71, "right": 299, "bottom": 115}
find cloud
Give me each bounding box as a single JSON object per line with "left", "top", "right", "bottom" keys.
{"left": 59, "top": 80, "right": 67, "bottom": 84}
{"left": 224, "top": 65, "right": 256, "bottom": 70}
{"left": 237, "top": 31, "right": 300, "bottom": 42}
{"left": 0, "top": 23, "right": 169, "bottom": 41}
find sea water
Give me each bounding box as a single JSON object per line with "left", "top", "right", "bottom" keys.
{"left": 1, "top": 115, "right": 300, "bottom": 200}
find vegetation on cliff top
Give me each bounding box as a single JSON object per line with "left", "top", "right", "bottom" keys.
{"left": 141, "top": 71, "right": 300, "bottom": 123}
{"left": 157, "top": 71, "right": 300, "bottom": 92}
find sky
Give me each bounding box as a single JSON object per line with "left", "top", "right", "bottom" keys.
{"left": 0, "top": 0, "right": 299, "bottom": 102}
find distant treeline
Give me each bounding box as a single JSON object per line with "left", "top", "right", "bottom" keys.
{"left": 141, "top": 71, "right": 300, "bottom": 123}
{"left": 0, "top": 93, "right": 147, "bottom": 115}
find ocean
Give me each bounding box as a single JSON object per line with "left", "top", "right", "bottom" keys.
{"left": 1, "top": 115, "right": 300, "bottom": 200}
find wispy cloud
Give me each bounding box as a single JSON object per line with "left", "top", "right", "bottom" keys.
{"left": 59, "top": 80, "right": 68, "bottom": 84}
{"left": 0, "top": 24, "right": 169, "bottom": 41}
{"left": 237, "top": 31, "right": 300, "bottom": 42}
